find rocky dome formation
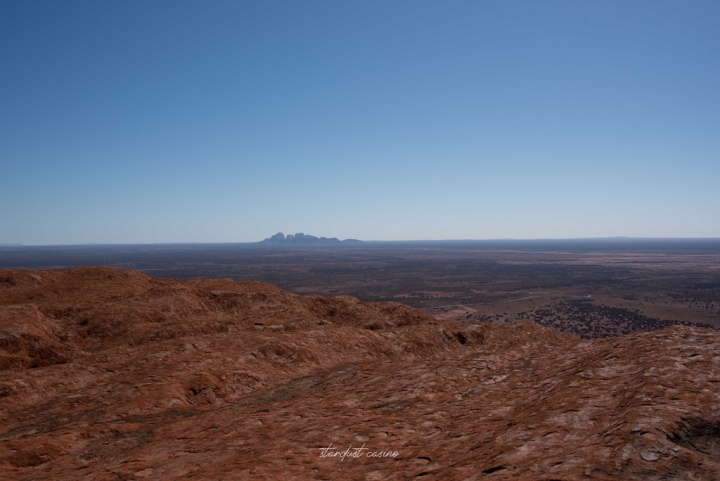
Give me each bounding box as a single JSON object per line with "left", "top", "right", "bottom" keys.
{"left": 1, "top": 267, "right": 719, "bottom": 480}
{"left": 260, "top": 232, "right": 361, "bottom": 245}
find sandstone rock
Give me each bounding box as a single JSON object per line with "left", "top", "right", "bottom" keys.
{"left": 0, "top": 267, "right": 718, "bottom": 480}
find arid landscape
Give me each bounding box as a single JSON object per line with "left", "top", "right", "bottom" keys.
{"left": 4, "top": 0, "right": 719, "bottom": 478}
{"left": 1, "top": 241, "right": 720, "bottom": 479}
{"left": 2, "top": 240, "right": 718, "bottom": 339}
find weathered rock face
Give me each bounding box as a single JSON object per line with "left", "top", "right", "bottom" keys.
{"left": 1, "top": 267, "right": 719, "bottom": 480}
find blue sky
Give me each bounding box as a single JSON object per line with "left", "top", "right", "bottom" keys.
{"left": 1, "top": 0, "right": 718, "bottom": 244}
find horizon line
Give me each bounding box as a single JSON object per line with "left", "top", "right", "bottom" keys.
{"left": 3, "top": 236, "right": 720, "bottom": 247}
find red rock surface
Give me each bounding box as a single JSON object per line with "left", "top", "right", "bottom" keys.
{"left": 1, "top": 267, "right": 719, "bottom": 480}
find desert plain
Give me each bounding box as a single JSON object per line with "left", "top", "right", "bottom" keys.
{"left": 1, "top": 240, "right": 719, "bottom": 480}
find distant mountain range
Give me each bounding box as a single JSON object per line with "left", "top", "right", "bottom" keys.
{"left": 259, "top": 232, "right": 361, "bottom": 245}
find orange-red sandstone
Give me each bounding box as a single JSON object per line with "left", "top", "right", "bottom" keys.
{"left": 1, "top": 268, "right": 719, "bottom": 480}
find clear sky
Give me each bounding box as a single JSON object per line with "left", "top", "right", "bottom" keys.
{"left": 1, "top": 0, "right": 718, "bottom": 244}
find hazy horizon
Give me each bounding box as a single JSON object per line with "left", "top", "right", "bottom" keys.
{"left": 2, "top": 1, "right": 719, "bottom": 244}
{"left": 3, "top": 235, "right": 720, "bottom": 248}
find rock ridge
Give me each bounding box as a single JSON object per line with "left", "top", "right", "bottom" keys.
{"left": 0, "top": 267, "right": 718, "bottom": 479}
